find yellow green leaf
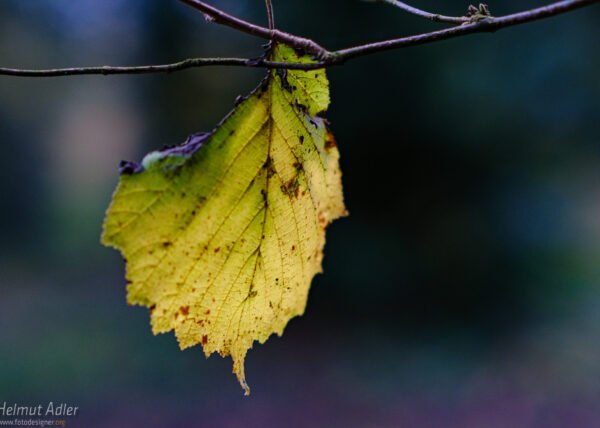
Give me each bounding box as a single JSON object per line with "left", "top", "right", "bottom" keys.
{"left": 101, "top": 44, "right": 346, "bottom": 394}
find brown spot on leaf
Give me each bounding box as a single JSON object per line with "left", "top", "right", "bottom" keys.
{"left": 318, "top": 212, "right": 327, "bottom": 227}
{"left": 295, "top": 102, "right": 308, "bottom": 114}
{"left": 281, "top": 177, "right": 300, "bottom": 198}
{"left": 180, "top": 306, "right": 190, "bottom": 316}
{"left": 264, "top": 155, "right": 276, "bottom": 178}
{"left": 202, "top": 335, "right": 208, "bottom": 345}
{"left": 276, "top": 69, "right": 295, "bottom": 92}
{"left": 325, "top": 131, "right": 337, "bottom": 151}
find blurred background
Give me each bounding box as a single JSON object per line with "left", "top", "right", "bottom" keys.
{"left": 1, "top": 0, "right": 599, "bottom": 426}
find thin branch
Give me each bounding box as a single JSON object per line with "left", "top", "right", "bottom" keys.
{"left": 334, "top": 0, "right": 598, "bottom": 61}
{"left": 0, "top": 58, "right": 329, "bottom": 77}
{"left": 265, "top": 0, "right": 275, "bottom": 30}
{"left": 178, "top": 0, "right": 331, "bottom": 59}
{"left": 368, "top": 0, "right": 468, "bottom": 24}
{"left": 0, "top": 0, "right": 597, "bottom": 77}
{"left": 0, "top": 58, "right": 249, "bottom": 77}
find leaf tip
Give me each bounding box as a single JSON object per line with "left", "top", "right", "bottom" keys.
{"left": 233, "top": 350, "right": 251, "bottom": 395}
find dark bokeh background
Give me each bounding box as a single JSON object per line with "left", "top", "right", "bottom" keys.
{"left": 1, "top": 1, "right": 599, "bottom": 427}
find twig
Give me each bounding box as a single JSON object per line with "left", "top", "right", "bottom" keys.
{"left": 368, "top": 0, "right": 468, "bottom": 24}
{"left": 178, "top": 0, "right": 331, "bottom": 59}
{"left": 265, "top": 0, "right": 275, "bottom": 30}
{"left": 335, "top": 0, "right": 598, "bottom": 61}
{"left": 0, "top": 58, "right": 249, "bottom": 77}
{"left": 0, "top": 0, "right": 597, "bottom": 78}
{"left": 0, "top": 58, "right": 330, "bottom": 77}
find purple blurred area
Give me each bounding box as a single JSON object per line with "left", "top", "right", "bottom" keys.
{"left": 1, "top": 1, "right": 599, "bottom": 427}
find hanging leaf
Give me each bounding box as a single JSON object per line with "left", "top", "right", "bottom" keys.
{"left": 101, "top": 44, "right": 346, "bottom": 394}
